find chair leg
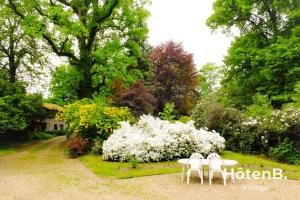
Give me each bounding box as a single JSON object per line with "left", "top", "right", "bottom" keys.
{"left": 198, "top": 171, "right": 203, "bottom": 185}
{"left": 231, "top": 167, "right": 235, "bottom": 184}
{"left": 182, "top": 165, "right": 186, "bottom": 182}
{"left": 222, "top": 171, "right": 227, "bottom": 186}
{"left": 209, "top": 171, "right": 212, "bottom": 186}
{"left": 201, "top": 172, "right": 203, "bottom": 185}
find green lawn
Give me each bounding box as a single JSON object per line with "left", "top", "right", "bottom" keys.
{"left": 0, "top": 147, "right": 17, "bottom": 156}
{"left": 80, "top": 151, "right": 300, "bottom": 180}
{"left": 0, "top": 141, "right": 19, "bottom": 156}
{"left": 79, "top": 155, "right": 181, "bottom": 179}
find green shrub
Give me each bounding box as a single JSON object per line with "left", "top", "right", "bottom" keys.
{"left": 269, "top": 139, "right": 300, "bottom": 164}
{"left": 192, "top": 94, "right": 300, "bottom": 163}
{"left": 31, "top": 132, "right": 55, "bottom": 140}
{"left": 158, "top": 102, "right": 177, "bottom": 120}
{"left": 246, "top": 94, "right": 272, "bottom": 117}
{"left": 130, "top": 157, "right": 139, "bottom": 169}
{"left": 0, "top": 87, "right": 47, "bottom": 138}
{"left": 91, "top": 140, "right": 104, "bottom": 155}
{"left": 178, "top": 116, "right": 192, "bottom": 123}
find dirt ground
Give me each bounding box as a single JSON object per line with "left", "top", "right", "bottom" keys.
{"left": 0, "top": 136, "right": 299, "bottom": 200}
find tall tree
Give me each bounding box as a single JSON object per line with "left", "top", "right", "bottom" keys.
{"left": 0, "top": 4, "right": 47, "bottom": 84}
{"left": 151, "top": 41, "right": 199, "bottom": 115}
{"left": 199, "top": 63, "right": 223, "bottom": 97}
{"left": 207, "top": 0, "right": 300, "bottom": 107}
{"left": 8, "top": 0, "right": 150, "bottom": 98}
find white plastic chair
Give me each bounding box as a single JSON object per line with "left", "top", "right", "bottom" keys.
{"left": 187, "top": 153, "right": 204, "bottom": 185}
{"left": 207, "top": 153, "right": 221, "bottom": 160}
{"left": 207, "top": 153, "right": 227, "bottom": 186}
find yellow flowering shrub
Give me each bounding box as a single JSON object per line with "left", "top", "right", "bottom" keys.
{"left": 57, "top": 99, "right": 134, "bottom": 140}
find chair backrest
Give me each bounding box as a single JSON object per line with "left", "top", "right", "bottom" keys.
{"left": 188, "top": 153, "right": 204, "bottom": 170}
{"left": 208, "top": 158, "right": 225, "bottom": 171}
{"left": 207, "top": 153, "right": 223, "bottom": 171}
{"left": 190, "top": 153, "right": 204, "bottom": 160}
{"left": 207, "top": 153, "right": 221, "bottom": 160}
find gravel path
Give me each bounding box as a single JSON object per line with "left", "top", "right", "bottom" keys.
{"left": 0, "top": 136, "right": 299, "bottom": 200}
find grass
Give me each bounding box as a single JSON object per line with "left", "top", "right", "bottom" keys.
{"left": 79, "top": 154, "right": 181, "bottom": 179}
{"left": 0, "top": 141, "right": 20, "bottom": 156}
{"left": 0, "top": 147, "right": 17, "bottom": 156}
{"left": 80, "top": 151, "right": 300, "bottom": 180}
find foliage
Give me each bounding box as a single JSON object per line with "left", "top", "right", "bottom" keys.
{"left": 199, "top": 63, "right": 223, "bottom": 97}
{"left": 246, "top": 94, "right": 273, "bottom": 117}
{"left": 0, "top": 4, "right": 48, "bottom": 83}
{"left": 130, "top": 157, "right": 139, "bottom": 169}
{"left": 233, "top": 105, "right": 300, "bottom": 154}
{"left": 207, "top": 0, "right": 300, "bottom": 107}
{"left": 192, "top": 93, "right": 300, "bottom": 162}
{"left": 0, "top": 80, "right": 46, "bottom": 137}
{"left": 293, "top": 82, "right": 300, "bottom": 105}
{"left": 91, "top": 140, "right": 104, "bottom": 155}
{"left": 68, "top": 136, "right": 89, "bottom": 158}
{"left": 30, "top": 131, "right": 55, "bottom": 140}
{"left": 269, "top": 139, "right": 300, "bottom": 164}
{"left": 58, "top": 99, "right": 134, "bottom": 142}
{"left": 49, "top": 65, "right": 83, "bottom": 106}
{"left": 192, "top": 97, "right": 243, "bottom": 151}
{"left": 111, "top": 79, "right": 157, "bottom": 116}
{"left": 177, "top": 116, "right": 192, "bottom": 123}
{"left": 151, "top": 41, "right": 199, "bottom": 115}
{"left": 8, "top": 0, "right": 151, "bottom": 99}
{"left": 102, "top": 115, "right": 225, "bottom": 162}
{"left": 158, "top": 102, "right": 177, "bottom": 121}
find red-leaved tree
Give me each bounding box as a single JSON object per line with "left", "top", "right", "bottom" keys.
{"left": 111, "top": 79, "right": 157, "bottom": 116}
{"left": 151, "top": 41, "right": 199, "bottom": 115}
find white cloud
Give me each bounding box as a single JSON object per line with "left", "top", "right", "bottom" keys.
{"left": 147, "top": 0, "right": 233, "bottom": 68}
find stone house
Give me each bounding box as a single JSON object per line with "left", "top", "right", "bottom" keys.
{"left": 42, "top": 103, "right": 68, "bottom": 132}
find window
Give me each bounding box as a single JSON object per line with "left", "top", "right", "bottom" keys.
{"left": 60, "top": 124, "right": 64, "bottom": 131}
{"left": 54, "top": 124, "right": 58, "bottom": 130}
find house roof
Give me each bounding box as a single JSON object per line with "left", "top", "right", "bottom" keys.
{"left": 43, "top": 103, "right": 63, "bottom": 111}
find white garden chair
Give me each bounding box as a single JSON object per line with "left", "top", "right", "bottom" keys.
{"left": 207, "top": 152, "right": 221, "bottom": 160}
{"left": 187, "top": 153, "right": 204, "bottom": 185}
{"left": 207, "top": 153, "right": 227, "bottom": 186}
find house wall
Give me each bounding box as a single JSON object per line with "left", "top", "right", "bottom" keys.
{"left": 43, "top": 118, "right": 68, "bottom": 132}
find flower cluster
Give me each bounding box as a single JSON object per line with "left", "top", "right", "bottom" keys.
{"left": 57, "top": 99, "right": 134, "bottom": 139}
{"left": 102, "top": 115, "right": 225, "bottom": 162}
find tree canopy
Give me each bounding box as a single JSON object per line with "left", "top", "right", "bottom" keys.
{"left": 0, "top": 4, "right": 47, "bottom": 84}
{"left": 151, "top": 41, "right": 199, "bottom": 115}
{"left": 8, "top": 0, "right": 150, "bottom": 99}
{"left": 207, "top": 0, "right": 300, "bottom": 108}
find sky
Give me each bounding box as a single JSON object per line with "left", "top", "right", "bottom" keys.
{"left": 147, "top": 0, "right": 233, "bottom": 68}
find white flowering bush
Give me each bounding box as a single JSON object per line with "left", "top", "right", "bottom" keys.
{"left": 227, "top": 104, "right": 300, "bottom": 155}
{"left": 102, "top": 115, "right": 225, "bottom": 162}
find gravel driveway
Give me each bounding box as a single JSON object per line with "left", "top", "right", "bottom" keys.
{"left": 0, "top": 136, "right": 299, "bottom": 200}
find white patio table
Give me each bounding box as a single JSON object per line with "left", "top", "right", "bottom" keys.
{"left": 178, "top": 159, "right": 238, "bottom": 183}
